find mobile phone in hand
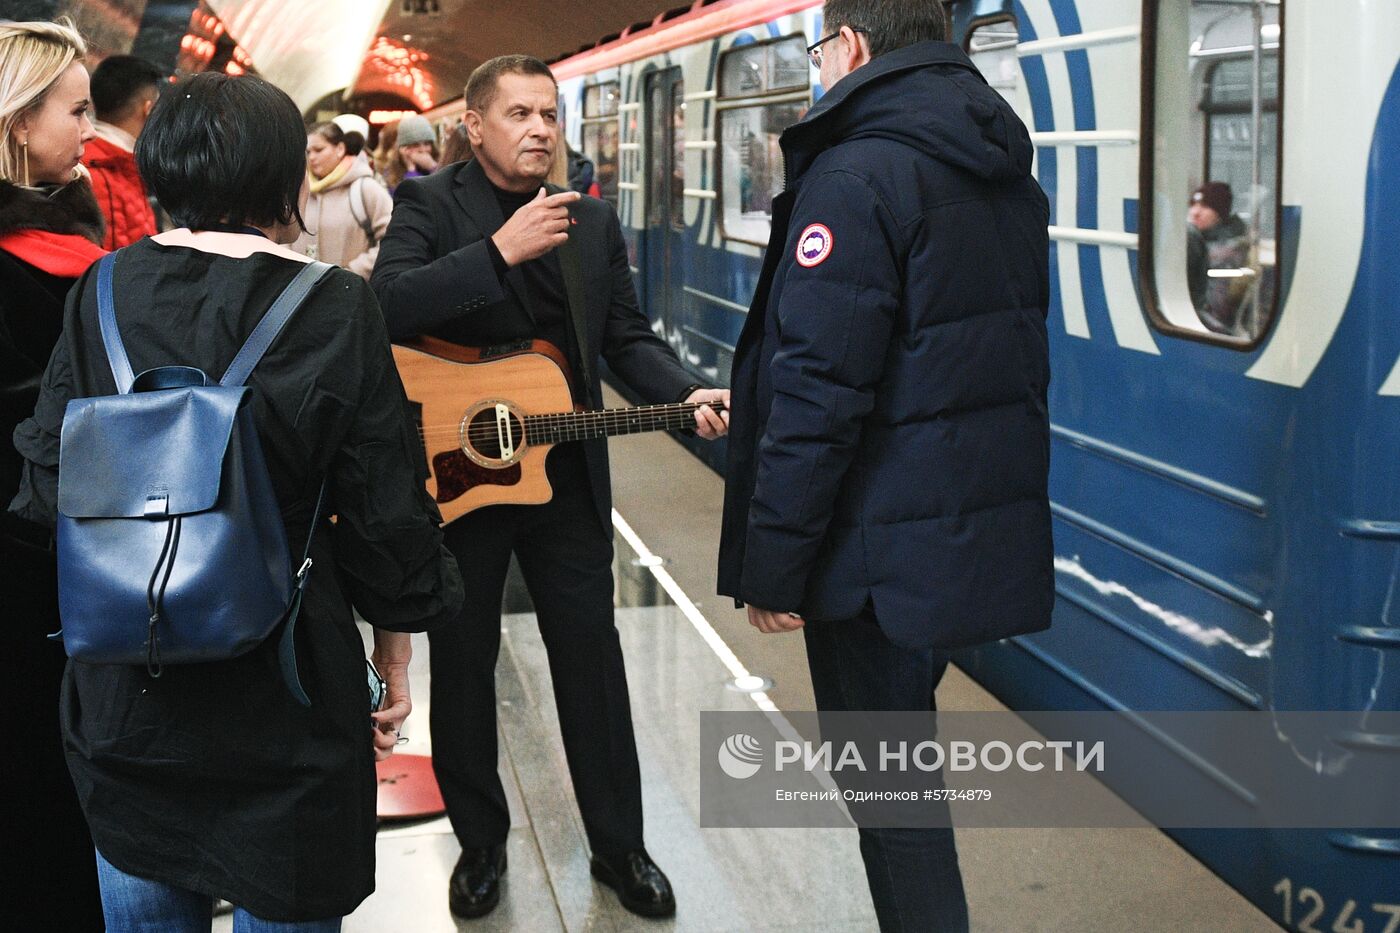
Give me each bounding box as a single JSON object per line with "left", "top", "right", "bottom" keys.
{"left": 367, "top": 659, "right": 387, "bottom": 713}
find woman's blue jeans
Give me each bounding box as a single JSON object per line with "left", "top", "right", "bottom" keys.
{"left": 95, "top": 851, "right": 343, "bottom": 933}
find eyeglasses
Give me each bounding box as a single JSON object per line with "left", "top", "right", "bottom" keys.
{"left": 806, "top": 27, "right": 867, "bottom": 68}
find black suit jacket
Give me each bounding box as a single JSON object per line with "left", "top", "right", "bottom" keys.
{"left": 371, "top": 158, "right": 695, "bottom": 533}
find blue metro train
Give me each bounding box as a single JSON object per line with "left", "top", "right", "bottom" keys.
{"left": 425, "top": 0, "right": 1400, "bottom": 926}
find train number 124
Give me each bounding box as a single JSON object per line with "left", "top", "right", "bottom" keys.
{"left": 1273, "top": 878, "right": 1400, "bottom": 933}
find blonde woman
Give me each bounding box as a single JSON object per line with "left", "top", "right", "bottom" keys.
{"left": 0, "top": 18, "right": 105, "bottom": 930}
{"left": 294, "top": 121, "right": 392, "bottom": 280}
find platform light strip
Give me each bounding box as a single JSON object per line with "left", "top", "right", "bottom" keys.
{"left": 611, "top": 509, "right": 775, "bottom": 713}
{"left": 610, "top": 509, "right": 848, "bottom": 802}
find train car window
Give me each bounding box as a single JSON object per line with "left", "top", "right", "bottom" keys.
{"left": 1143, "top": 0, "right": 1283, "bottom": 347}
{"left": 582, "top": 80, "right": 621, "bottom": 206}
{"left": 716, "top": 34, "right": 810, "bottom": 245}
{"left": 717, "top": 101, "right": 806, "bottom": 245}
{"left": 719, "top": 35, "right": 808, "bottom": 97}
{"left": 583, "top": 120, "right": 620, "bottom": 205}
{"left": 966, "top": 18, "right": 1019, "bottom": 95}
{"left": 584, "top": 81, "right": 619, "bottom": 117}
{"left": 964, "top": 16, "right": 1033, "bottom": 137}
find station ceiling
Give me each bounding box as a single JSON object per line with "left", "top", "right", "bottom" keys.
{"left": 201, "top": 0, "right": 689, "bottom": 113}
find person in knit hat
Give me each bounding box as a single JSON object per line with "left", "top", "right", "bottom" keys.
{"left": 379, "top": 113, "right": 439, "bottom": 194}
{"left": 1186, "top": 180, "right": 1250, "bottom": 333}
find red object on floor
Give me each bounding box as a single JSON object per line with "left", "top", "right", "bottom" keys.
{"left": 375, "top": 754, "right": 446, "bottom": 821}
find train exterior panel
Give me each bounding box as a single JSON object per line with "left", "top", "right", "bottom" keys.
{"left": 423, "top": 0, "right": 1400, "bottom": 925}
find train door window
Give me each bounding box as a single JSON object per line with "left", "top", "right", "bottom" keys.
{"left": 582, "top": 80, "right": 621, "bottom": 205}
{"left": 1143, "top": 0, "right": 1283, "bottom": 347}
{"left": 670, "top": 79, "right": 686, "bottom": 230}
{"left": 716, "top": 35, "right": 810, "bottom": 245}
{"left": 647, "top": 78, "right": 667, "bottom": 226}
{"left": 964, "top": 16, "right": 1032, "bottom": 129}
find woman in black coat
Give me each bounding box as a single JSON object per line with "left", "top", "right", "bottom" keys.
{"left": 0, "top": 19, "right": 106, "bottom": 930}
{"left": 9, "top": 72, "right": 463, "bottom": 929}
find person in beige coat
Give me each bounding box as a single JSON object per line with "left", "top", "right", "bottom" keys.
{"left": 295, "top": 121, "right": 391, "bottom": 280}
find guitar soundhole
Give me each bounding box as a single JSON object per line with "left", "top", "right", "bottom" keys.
{"left": 462, "top": 408, "right": 526, "bottom": 465}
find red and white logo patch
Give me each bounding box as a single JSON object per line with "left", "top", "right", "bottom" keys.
{"left": 795, "top": 223, "right": 834, "bottom": 268}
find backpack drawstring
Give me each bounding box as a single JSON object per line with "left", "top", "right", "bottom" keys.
{"left": 144, "top": 515, "right": 182, "bottom": 678}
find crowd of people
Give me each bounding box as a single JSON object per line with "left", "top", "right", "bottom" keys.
{"left": 2, "top": 2, "right": 1054, "bottom": 931}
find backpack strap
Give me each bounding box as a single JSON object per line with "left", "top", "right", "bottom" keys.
{"left": 221, "top": 260, "right": 335, "bottom": 387}
{"left": 219, "top": 258, "right": 332, "bottom": 705}
{"left": 348, "top": 177, "right": 376, "bottom": 243}
{"left": 277, "top": 478, "right": 328, "bottom": 707}
{"left": 96, "top": 252, "right": 136, "bottom": 394}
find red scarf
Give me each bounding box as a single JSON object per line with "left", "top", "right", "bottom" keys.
{"left": 0, "top": 228, "right": 107, "bottom": 278}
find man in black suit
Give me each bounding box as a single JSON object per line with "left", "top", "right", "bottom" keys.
{"left": 371, "top": 55, "right": 728, "bottom": 920}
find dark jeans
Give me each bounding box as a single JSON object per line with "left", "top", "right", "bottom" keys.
{"left": 429, "top": 445, "right": 643, "bottom": 855}
{"left": 803, "top": 610, "right": 970, "bottom": 933}
{"left": 95, "top": 851, "right": 340, "bottom": 932}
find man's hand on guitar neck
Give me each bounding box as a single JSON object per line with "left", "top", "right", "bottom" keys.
{"left": 687, "top": 387, "right": 730, "bottom": 440}
{"left": 492, "top": 188, "right": 582, "bottom": 266}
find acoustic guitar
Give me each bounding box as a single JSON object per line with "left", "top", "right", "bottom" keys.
{"left": 391, "top": 335, "right": 726, "bottom": 525}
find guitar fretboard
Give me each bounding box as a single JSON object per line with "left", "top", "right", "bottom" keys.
{"left": 522, "top": 401, "right": 727, "bottom": 446}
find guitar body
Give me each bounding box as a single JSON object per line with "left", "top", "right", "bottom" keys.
{"left": 392, "top": 336, "right": 571, "bottom": 525}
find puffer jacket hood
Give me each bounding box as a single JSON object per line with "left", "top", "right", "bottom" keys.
{"left": 782, "top": 40, "right": 1034, "bottom": 186}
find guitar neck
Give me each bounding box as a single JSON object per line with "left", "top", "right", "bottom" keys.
{"left": 524, "top": 401, "right": 727, "bottom": 446}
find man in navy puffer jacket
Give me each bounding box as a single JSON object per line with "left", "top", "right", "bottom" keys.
{"left": 718, "top": 2, "right": 1052, "bottom": 928}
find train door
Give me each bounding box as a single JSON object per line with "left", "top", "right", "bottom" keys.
{"left": 643, "top": 67, "right": 685, "bottom": 350}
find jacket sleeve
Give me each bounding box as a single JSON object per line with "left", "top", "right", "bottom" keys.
{"left": 369, "top": 177, "right": 505, "bottom": 341}
{"left": 739, "top": 169, "right": 900, "bottom": 612}
{"left": 328, "top": 277, "right": 464, "bottom": 632}
{"left": 347, "top": 179, "right": 394, "bottom": 282}
{"left": 598, "top": 208, "right": 695, "bottom": 403}
{"left": 8, "top": 272, "right": 88, "bottom": 529}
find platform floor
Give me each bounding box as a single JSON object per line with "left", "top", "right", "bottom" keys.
{"left": 225, "top": 388, "right": 1282, "bottom": 932}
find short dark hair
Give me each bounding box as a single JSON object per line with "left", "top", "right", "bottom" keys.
{"left": 136, "top": 73, "right": 306, "bottom": 232}
{"left": 90, "top": 54, "right": 163, "bottom": 122}
{"left": 822, "top": 0, "right": 947, "bottom": 59}
{"left": 464, "top": 55, "right": 556, "bottom": 114}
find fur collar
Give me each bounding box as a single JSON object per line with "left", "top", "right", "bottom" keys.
{"left": 0, "top": 178, "right": 105, "bottom": 244}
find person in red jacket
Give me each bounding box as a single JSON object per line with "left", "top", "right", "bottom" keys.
{"left": 83, "top": 54, "right": 162, "bottom": 248}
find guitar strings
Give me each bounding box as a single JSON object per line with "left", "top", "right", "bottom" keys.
{"left": 413, "top": 403, "right": 730, "bottom": 446}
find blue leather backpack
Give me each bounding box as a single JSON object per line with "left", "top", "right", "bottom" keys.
{"left": 55, "top": 251, "right": 333, "bottom": 705}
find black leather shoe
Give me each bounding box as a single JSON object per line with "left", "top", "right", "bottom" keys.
{"left": 449, "top": 844, "right": 507, "bottom": 919}
{"left": 590, "top": 848, "right": 676, "bottom": 918}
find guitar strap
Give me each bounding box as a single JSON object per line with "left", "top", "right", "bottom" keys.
{"left": 557, "top": 230, "right": 595, "bottom": 397}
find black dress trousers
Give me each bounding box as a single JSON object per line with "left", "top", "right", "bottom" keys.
{"left": 429, "top": 443, "right": 643, "bottom": 855}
